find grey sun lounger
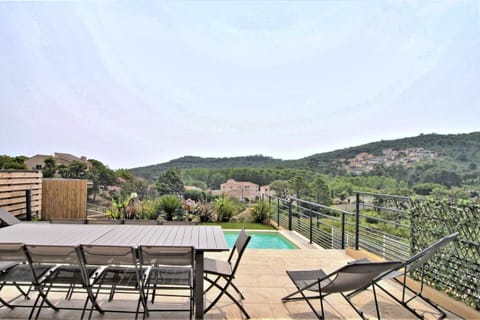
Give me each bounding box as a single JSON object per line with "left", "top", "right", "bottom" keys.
{"left": 282, "top": 260, "right": 403, "bottom": 319}
{"left": 370, "top": 232, "right": 459, "bottom": 319}
{"left": 0, "top": 208, "right": 21, "bottom": 226}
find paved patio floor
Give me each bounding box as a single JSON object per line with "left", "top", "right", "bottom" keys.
{"left": 0, "top": 230, "right": 463, "bottom": 319}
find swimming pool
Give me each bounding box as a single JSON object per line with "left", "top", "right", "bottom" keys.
{"left": 223, "top": 231, "right": 298, "bottom": 249}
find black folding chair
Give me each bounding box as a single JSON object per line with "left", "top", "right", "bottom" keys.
{"left": 0, "top": 243, "right": 53, "bottom": 317}
{"left": 282, "top": 260, "right": 403, "bottom": 319}
{"left": 138, "top": 246, "right": 195, "bottom": 319}
{"left": 203, "top": 229, "right": 251, "bottom": 319}
{"left": 24, "top": 244, "right": 101, "bottom": 320}
{"left": 78, "top": 244, "right": 147, "bottom": 319}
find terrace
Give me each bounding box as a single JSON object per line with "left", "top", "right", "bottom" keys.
{"left": 0, "top": 173, "right": 479, "bottom": 319}
{"left": 0, "top": 230, "right": 471, "bottom": 319}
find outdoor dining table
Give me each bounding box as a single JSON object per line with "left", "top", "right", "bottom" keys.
{"left": 0, "top": 222, "right": 229, "bottom": 319}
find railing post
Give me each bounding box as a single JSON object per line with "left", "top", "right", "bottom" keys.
{"left": 277, "top": 198, "right": 280, "bottom": 228}
{"left": 288, "top": 198, "right": 292, "bottom": 231}
{"left": 341, "top": 212, "right": 346, "bottom": 249}
{"left": 309, "top": 214, "right": 313, "bottom": 244}
{"left": 25, "top": 189, "right": 32, "bottom": 221}
{"left": 355, "top": 192, "right": 360, "bottom": 250}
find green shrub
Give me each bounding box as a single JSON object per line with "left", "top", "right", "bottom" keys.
{"left": 183, "top": 190, "right": 205, "bottom": 202}
{"left": 158, "top": 195, "right": 184, "bottom": 221}
{"left": 137, "top": 199, "right": 159, "bottom": 220}
{"left": 250, "top": 200, "right": 273, "bottom": 224}
{"left": 106, "top": 192, "right": 138, "bottom": 220}
{"left": 191, "top": 203, "right": 216, "bottom": 222}
{"left": 213, "top": 195, "right": 236, "bottom": 222}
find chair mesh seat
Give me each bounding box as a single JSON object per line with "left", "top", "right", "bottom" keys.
{"left": 286, "top": 269, "right": 331, "bottom": 293}
{"left": 94, "top": 266, "right": 146, "bottom": 287}
{"left": 204, "top": 257, "right": 232, "bottom": 276}
{"left": 44, "top": 265, "right": 97, "bottom": 284}
{"left": 148, "top": 267, "right": 192, "bottom": 286}
{"left": 0, "top": 264, "right": 52, "bottom": 282}
{"left": 0, "top": 261, "right": 18, "bottom": 271}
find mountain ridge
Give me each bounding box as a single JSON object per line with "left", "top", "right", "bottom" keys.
{"left": 130, "top": 131, "right": 480, "bottom": 180}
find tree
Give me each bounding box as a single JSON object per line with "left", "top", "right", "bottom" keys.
{"left": 412, "top": 183, "right": 444, "bottom": 196}
{"left": 156, "top": 169, "right": 185, "bottom": 195}
{"left": 58, "top": 161, "right": 88, "bottom": 179}
{"left": 423, "top": 169, "right": 462, "bottom": 188}
{"left": 122, "top": 178, "right": 149, "bottom": 200}
{"left": 87, "top": 159, "right": 116, "bottom": 202}
{"left": 42, "top": 157, "right": 57, "bottom": 177}
{"left": 288, "top": 176, "right": 308, "bottom": 199}
{"left": 0, "top": 155, "right": 27, "bottom": 170}
{"left": 270, "top": 180, "right": 289, "bottom": 198}
{"left": 311, "top": 176, "right": 331, "bottom": 205}
{"left": 115, "top": 168, "right": 134, "bottom": 181}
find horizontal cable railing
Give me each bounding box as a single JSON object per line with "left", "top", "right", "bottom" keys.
{"left": 269, "top": 193, "right": 411, "bottom": 260}
{"left": 269, "top": 192, "right": 479, "bottom": 311}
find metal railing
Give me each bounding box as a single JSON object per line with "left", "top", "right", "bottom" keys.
{"left": 269, "top": 192, "right": 412, "bottom": 262}
{"left": 269, "top": 192, "right": 480, "bottom": 311}
{"left": 87, "top": 203, "right": 108, "bottom": 215}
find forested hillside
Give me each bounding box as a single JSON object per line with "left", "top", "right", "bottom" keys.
{"left": 131, "top": 132, "right": 480, "bottom": 181}
{"left": 127, "top": 132, "right": 479, "bottom": 199}
{"left": 290, "top": 132, "right": 480, "bottom": 173}
{"left": 130, "top": 155, "right": 282, "bottom": 181}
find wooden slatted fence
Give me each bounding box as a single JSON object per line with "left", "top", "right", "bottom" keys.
{"left": 41, "top": 179, "right": 87, "bottom": 220}
{"left": 0, "top": 170, "right": 42, "bottom": 218}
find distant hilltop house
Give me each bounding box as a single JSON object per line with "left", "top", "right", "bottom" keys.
{"left": 211, "top": 179, "right": 272, "bottom": 200}
{"left": 24, "top": 152, "right": 89, "bottom": 171}
{"left": 342, "top": 147, "right": 439, "bottom": 174}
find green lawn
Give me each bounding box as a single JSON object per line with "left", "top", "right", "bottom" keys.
{"left": 199, "top": 222, "right": 277, "bottom": 230}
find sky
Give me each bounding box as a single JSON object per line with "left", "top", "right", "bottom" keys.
{"left": 1, "top": 1, "right": 479, "bottom": 169}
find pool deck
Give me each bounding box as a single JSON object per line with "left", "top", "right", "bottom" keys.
{"left": 0, "top": 230, "right": 471, "bottom": 319}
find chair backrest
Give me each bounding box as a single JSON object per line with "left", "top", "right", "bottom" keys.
{"left": 50, "top": 218, "right": 87, "bottom": 224}
{"left": 0, "top": 243, "right": 27, "bottom": 262}
{"left": 227, "top": 229, "right": 251, "bottom": 275}
{"left": 87, "top": 219, "right": 124, "bottom": 224}
{"left": 79, "top": 245, "right": 136, "bottom": 266}
{"left": 323, "top": 261, "right": 403, "bottom": 294}
{"left": 25, "top": 244, "right": 80, "bottom": 265}
{"left": 0, "top": 208, "right": 21, "bottom": 226}
{"left": 406, "top": 232, "right": 459, "bottom": 273}
{"left": 24, "top": 244, "right": 83, "bottom": 283}
{"left": 139, "top": 246, "right": 194, "bottom": 267}
{"left": 123, "top": 219, "right": 158, "bottom": 225}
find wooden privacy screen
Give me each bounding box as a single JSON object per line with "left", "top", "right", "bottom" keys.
{"left": 0, "top": 170, "right": 42, "bottom": 218}
{"left": 42, "top": 179, "right": 87, "bottom": 220}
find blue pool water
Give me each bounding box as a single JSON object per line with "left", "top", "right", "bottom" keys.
{"left": 223, "top": 231, "right": 298, "bottom": 249}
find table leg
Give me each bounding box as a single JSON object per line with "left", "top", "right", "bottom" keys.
{"left": 195, "top": 251, "right": 204, "bottom": 319}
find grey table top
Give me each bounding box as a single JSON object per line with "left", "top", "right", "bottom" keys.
{"left": 0, "top": 223, "right": 229, "bottom": 251}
